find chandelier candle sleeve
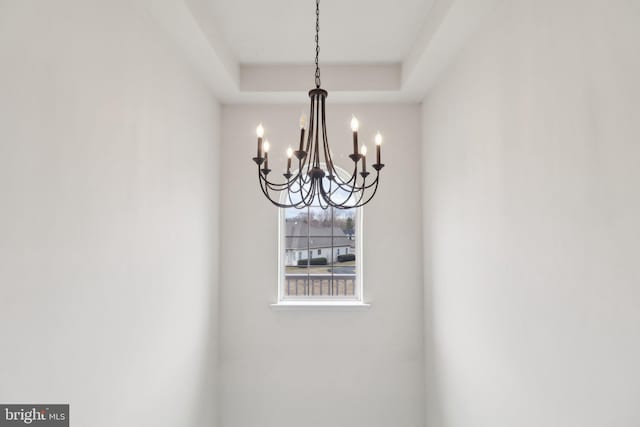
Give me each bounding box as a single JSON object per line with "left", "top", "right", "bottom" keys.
{"left": 256, "top": 124, "right": 264, "bottom": 158}
{"left": 299, "top": 114, "right": 306, "bottom": 151}
{"left": 361, "top": 144, "right": 367, "bottom": 173}
{"left": 375, "top": 132, "right": 382, "bottom": 165}
{"left": 263, "top": 140, "right": 270, "bottom": 169}
{"left": 286, "top": 146, "right": 293, "bottom": 173}
{"left": 351, "top": 116, "right": 359, "bottom": 155}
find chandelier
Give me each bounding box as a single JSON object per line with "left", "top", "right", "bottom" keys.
{"left": 251, "top": 0, "right": 385, "bottom": 209}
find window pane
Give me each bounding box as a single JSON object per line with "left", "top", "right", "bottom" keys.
{"left": 307, "top": 237, "right": 333, "bottom": 265}
{"left": 308, "top": 206, "right": 332, "bottom": 231}
{"left": 335, "top": 209, "right": 356, "bottom": 239}
{"left": 308, "top": 224, "right": 335, "bottom": 238}
{"left": 284, "top": 208, "right": 308, "bottom": 236}
{"left": 329, "top": 215, "right": 356, "bottom": 297}
{"left": 285, "top": 237, "right": 308, "bottom": 267}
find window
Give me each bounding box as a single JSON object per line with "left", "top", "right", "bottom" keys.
{"left": 278, "top": 167, "right": 362, "bottom": 304}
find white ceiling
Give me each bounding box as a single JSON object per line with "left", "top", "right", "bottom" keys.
{"left": 141, "top": 0, "right": 503, "bottom": 103}
{"left": 204, "top": 0, "right": 434, "bottom": 64}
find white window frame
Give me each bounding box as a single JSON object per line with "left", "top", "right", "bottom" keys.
{"left": 273, "top": 168, "right": 368, "bottom": 309}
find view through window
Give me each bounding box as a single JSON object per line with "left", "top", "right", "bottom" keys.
{"left": 282, "top": 204, "right": 359, "bottom": 300}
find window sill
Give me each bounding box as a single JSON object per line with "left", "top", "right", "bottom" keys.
{"left": 270, "top": 301, "right": 371, "bottom": 311}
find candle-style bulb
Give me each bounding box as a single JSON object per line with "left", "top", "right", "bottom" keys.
{"left": 256, "top": 123, "right": 264, "bottom": 138}
{"left": 375, "top": 132, "right": 382, "bottom": 146}
{"left": 286, "top": 146, "right": 293, "bottom": 175}
{"left": 299, "top": 114, "right": 306, "bottom": 129}
{"left": 263, "top": 139, "right": 270, "bottom": 153}
{"left": 360, "top": 144, "right": 367, "bottom": 156}
{"left": 350, "top": 116, "right": 359, "bottom": 132}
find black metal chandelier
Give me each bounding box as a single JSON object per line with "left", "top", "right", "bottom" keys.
{"left": 251, "top": 0, "right": 385, "bottom": 209}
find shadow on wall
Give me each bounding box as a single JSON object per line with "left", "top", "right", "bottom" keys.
{"left": 422, "top": 187, "right": 445, "bottom": 427}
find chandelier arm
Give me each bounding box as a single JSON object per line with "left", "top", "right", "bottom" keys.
{"left": 317, "top": 95, "right": 328, "bottom": 171}
{"left": 256, "top": 141, "right": 316, "bottom": 190}
{"left": 351, "top": 179, "right": 380, "bottom": 208}
{"left": 352, "top": 174, "right": 382, "bottom": 208}
{"left": 320, "top": 184, "right": 360, "bottom": 209}
{"left": 322, "top": 151, "right": 358, "bottom": 187}
{"left": 327, "top": 180, "right": 346, "bottom": 197}
{"left": 260, "top": 172, "right": 298, "bottom": 190}
{"left": 352, "top": 169, "right": 381, "bottom": 192}
{"left": 362, "top": 173, "right": 381, "bottom": 190}
{"left": 322, "top": 182, "right": 344, "bottom": 206}
{"left": 258, "top": 168, "right": 315, "bottom": 209}
{"left": 340, "top": 169, "right": 358, "bottom": 184}
{"left": 260, "top": 166, "right": 318, "bottom": 191}
{"left": 349, "top": 189, "right": 367, "bottom": 208}
{"left": 320, "top": 95, "right": 336, "bottom": 175}
{"left": 261, "top": 175, "right": 306, "bottom": 194}
{"left": 259, "top": 172, "right": 311, "bottom": 209}
{"left": 329, "top": 176, "right": 359, "bottom": 204}
{"left": 322, "top": 136, "right": 359, "bottom": 190}
{"left": 301, "top": 171, "right": 313, "bottom": 186}
{"left": 317, "top": 96, "right": 365, "bottom": 203}
{"left": 258, "top": 170, "right": 291, "bottom": 208}
{"left": 319, "top": 183, "right": 343, "bottom": 209}
{"left": 308, "top": 93, "right": 317, "bottom": 159}
{"left": 318, "top": 172, "right": 362, "bottom": 208}
{"left": 303, "top": 95, "right": 316, "bottom": 177}
{"left": 260, "top": 174, "right": 291, "bottom": 188}
{"left": 259, "top": 174, "right": 291, "bottom": 197}
{"left": 325, "top": 167, "right": 360, "bottom": 195}
{"left": 308, "top": 178, "right": 321, "bottom": 206}
{"left": 291, "top": 186, "right": 307, "bottom": 208}
{"left": 294, "top": 161, "right": 310, "bottom": 185}
{"left": 286, "top": 179, "right": 304, "bottom": 194}
{"left": 319, "top": 96, "right": 356, "bottom": 189}
{"left": 327, "top": 170, "right": 383, "bottom": 208}
{"left": 318, "top": 183, "right": 329, "bottom": 210}
{"left": 314, "top": 95, "right": 321, "bottom": 168}
{"left": 288, "top": 167, "right": 311, "bottom": 188}
{"left": 323, "top": 168, "right": 352, "bottom": 204}
{"left": 340, "top": 179, "right": 369, "bottom": 208}
{"left": 299, "top": 177, "right": 315, "bottom": 207}
{"left": 287, "top": 181, "right": 306, "bottom": 208}
{"left": 257, "top": 162, "right": 380, "bottom": 209}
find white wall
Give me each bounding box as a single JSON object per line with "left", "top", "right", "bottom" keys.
{"left": 219, "top": 103, "right": 425, "bottom": 427}
{"left": 0, "top": 1, "right": 220, "bottom": 426}
{"left": 422, "top": 1, "right": 640, "bottom": 426}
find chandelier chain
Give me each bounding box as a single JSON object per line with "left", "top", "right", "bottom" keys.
{"left": 315, "top": 0, "right": 321, "bottom": 88}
